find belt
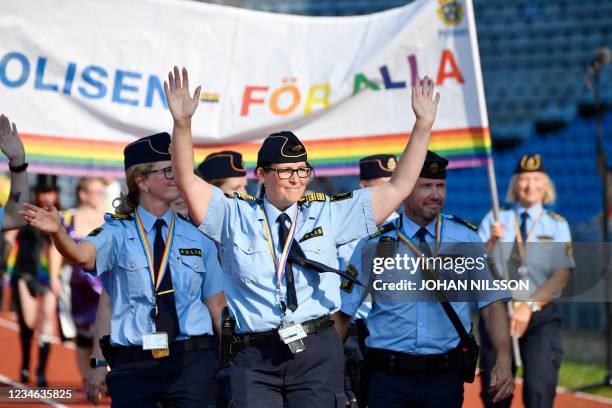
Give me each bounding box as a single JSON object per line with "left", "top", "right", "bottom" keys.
{"left": 110, "top": 335, "right": 218, "bottom": 365}
{"left": 366, "top": 348, "right": 458, "bottom": 374}
{"left": 233, "top": 315, "right": 334, "bottom": 350}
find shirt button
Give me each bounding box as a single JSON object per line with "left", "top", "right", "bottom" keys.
{"left": 315, "top": 247, "right": 321, "bottom": 253}
{"left": 418, "top": 322, "right": 423, "bottom": 327}
{"left": 194, "top": 264, "right": 200, "bottom": 269}
{"left": 247, "top": 246, "right": 252, "bottom": 252}
{"left": 129, "top": 263, "right": 135, "bottom": 269}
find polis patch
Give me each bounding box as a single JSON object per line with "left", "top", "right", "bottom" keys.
{"left": 299, "top": 227, "right": 323, "bottom": 242}
{"left": 108, "top": 213, "right": 133, "bottom": 220}
{"left": 369, "top": 222, "right": 396, "bottom": 239}
{"left": 330, "top": 192, "right": 353, "bottom": 202}
{"left": 180, "top": 248, "right": 202, "bottom": 257}
{"left": 340, "top": 264, "right": 359, "bottom": 294}
{"left": 88, "top": 227, "right": 103, "bottom": 237}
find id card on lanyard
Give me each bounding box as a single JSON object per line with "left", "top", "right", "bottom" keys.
{"left": 261, "top": 206, "right": 307, "bottom": 353}
{"left": 135, "top": 209, "right": 175, "bottom": 358}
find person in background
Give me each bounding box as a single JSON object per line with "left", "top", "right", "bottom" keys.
{"left": 197, "top": 150, "right": 248, "bottom": 196}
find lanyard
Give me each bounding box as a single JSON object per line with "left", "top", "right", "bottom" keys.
{"left": 513, "top": 208, "right": 543, "bottom": 261}
{"left": 134, "top": 210, "right": 175, "bottom": 292}
{"left": 261, "top": 206, "right": 299, "bottom": 283}
{"left": 396, "top": 214, "right": 443, "bottom": 256}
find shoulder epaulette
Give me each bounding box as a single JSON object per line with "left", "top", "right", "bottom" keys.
{"left": 449, "top": 215, "right": 478, "bottom": 231}
{"left": 107, "top": 212, "right": 134, "bottom": 221}
{"left": 546, "top": 210, "right": 566, "bottom": 222}
{"left": 330, "top": 192, "right": 353, "bottom": 202}
{"left": 224, "top": 192, "right": 261, "bottom": 204}
{"left": 369, "top": 221, "right": 396, "bottom": 239}
{"left": 298, "top": 192, "right": 327, "bottom": 205}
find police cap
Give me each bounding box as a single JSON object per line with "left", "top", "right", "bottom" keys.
{"left": 257, "top": 131, "right": 307, "bottom": 168}
{"left": 515, "top": 154, "right": 546, "bottom": 174}
{"left": 359, "top": 154, "right": 397, "bottom": 180}
{"left": 197, "top": 150, "right": 246, "bottom": 180}
{"left": 124, "top": 132, "right": 171, "bottom": 170}
{"left": 420, "top": 150, "right": 449, "bottom": 179}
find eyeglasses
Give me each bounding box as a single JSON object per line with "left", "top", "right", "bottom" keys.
{"left": 145, "top": 166, "right": 173, "bottom": 180}
{"left": 264, "top": 166, "right": 312, "bottom": 180}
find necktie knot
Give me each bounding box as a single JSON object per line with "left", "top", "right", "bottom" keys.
{"left": 415, "top": 227, "right": 429, "bottom": 244}
{"left": 154, "top": 218, "right": 166, "bottom": 231}
{"left": 277, "top": 213, "right": 290, "bottom": 224}
{"left": 520, "top": 212, "right": 529, "bottom": 222}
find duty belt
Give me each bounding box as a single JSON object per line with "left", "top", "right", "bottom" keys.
{"left": 366, "top": 348, "right": 459, "bottom": 374}
{"left": 233, "top": 315, "right": 334, "bottom": 350}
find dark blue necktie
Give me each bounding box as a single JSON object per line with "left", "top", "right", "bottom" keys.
{"left": 520, "top": 212, "right": 529, "bottom": 246}
{"left": 153, "top": 219, "right": 180, "bottom": 341}
{"left": 277, "top": 213, "right": 298, "bottom": 312}
{"left": 415, "top": 227, "right": 433, "bottom": 257}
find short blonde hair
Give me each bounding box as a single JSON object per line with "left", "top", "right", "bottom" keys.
{"left": 505, "top": 173, "right": 557, "bottom": 205}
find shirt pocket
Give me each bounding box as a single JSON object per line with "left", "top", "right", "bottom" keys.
{"left": 230, "top": 232, "right": 270, "bottom": 284}
{"left": 117, "top": 253, "right": 153, "bottom": 304}
{"left": 178, "top": 255, "right": 205, "bottom": 299}
{"left": 299, "top": 234, "right": 335, "bottom": 261}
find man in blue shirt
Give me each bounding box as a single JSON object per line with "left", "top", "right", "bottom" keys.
{"left": 165, "top": 66, "right": 440, "bottom": 407}
{"left": 337, "top": 151, "right": 514, "bottom": 408}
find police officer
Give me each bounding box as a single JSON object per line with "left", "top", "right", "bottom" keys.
{"left": 0, "top": 114, "right": 29, "bottom": 231}
{"left": 337, "top": 154, "right": 399, "bottom": 407}
{"left": 478, "top": 154, "right": 574, "bottom": 408}
{"left": 165, "top": 66, "right": 439, "bottom": 407}
{"left": 21, "top": 132, "right": 225, "bottom": 408}
{"left": 337, "top": 151, "right": 514, "bottom": 408}
{"left": 197, "top": 150, "right": 248, "bottom": 195}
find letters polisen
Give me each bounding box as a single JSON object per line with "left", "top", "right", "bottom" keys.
{"left": 0, "top": 51, "right": 168, "bottom": 109}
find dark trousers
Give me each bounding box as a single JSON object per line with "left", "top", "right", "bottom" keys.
{"left": 367, "top": 369, "right": 464, "bottom": 408}
{"left": 218, "top": 327, "right": 346, "bottom": 408}
{"left": 479, "top": 302, "right": 563, "bottom": 408}
{"left": 106, "top": 348, "right": 218, "bottom": 408}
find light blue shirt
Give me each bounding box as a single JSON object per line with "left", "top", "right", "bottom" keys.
{"left": 200, "top": 186, "right": 377, "bottom": 333}
{"left": 479, "top": 203, "right": 574, "bottom": 299}
{"left": 0, "top": 207, "right": 4, "bottom": 229}
{"left": 341, "top": 212, "right": 509, "bottom": 355}
{"left": 85, "top": 206, "right": 224, "bottom": 346}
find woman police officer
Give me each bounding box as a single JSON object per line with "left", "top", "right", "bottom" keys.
{"left": 21, "top": 132, "right": 225, "bottom": 407}
{"left": 164, "top": 66, "right": 440, "bottom": 407}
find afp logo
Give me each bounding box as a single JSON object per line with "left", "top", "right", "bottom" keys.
{"left": 437, "top": 0, "right": 463, "bottom": 27}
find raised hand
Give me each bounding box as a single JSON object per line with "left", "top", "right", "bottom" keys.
{"left": 0, "top": 114, "right": 26, "bottom": 164}
{"left": 163, "top": 66, "right": 201, "bottom": 125}
{"left": 20, "top": 198, "right": 62, "bottom": 235}
{"left": 411, "top": 76, "right": 441, "bottom": 128}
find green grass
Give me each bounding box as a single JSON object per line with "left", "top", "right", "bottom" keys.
{"left": 517, "top": 361, "right": 612, "bottom": 399}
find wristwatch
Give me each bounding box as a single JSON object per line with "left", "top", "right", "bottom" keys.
{"left": 525, "top": 301, "right": 542, "bottom": 313}
{"left": 8, "top": 162, "right": 28, "bottom": 173}
{"left": 89, "top": 357, "right": 109, "bottom": 369}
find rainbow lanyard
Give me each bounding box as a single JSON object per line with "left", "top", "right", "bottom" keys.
{"left": 134, "top": 209, "right": 175, "bottom": 293}
{"left": 396, "top": 214, "right": 443, "bottom": 258}
{"left": 261, "top": 206, "right": 299, "bottom": 283}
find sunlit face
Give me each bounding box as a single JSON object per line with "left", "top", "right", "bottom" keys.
{"left": 359, "top": 176, "right": 391, "bottom": 188}
{"left": 140, "top": 160, "right": 181, "bottom": 203}
{"left": 403, "top": 178, "right": 446, "bottom": 224}
{"left": 514, "top": 172, "right": 548, "bottom": 208}
{"left": 218, "top": 176, "right": 248, "bottom": 195}
{"left": 256, "top": 161, "right": 310, "bottom": 209}
{"left": 78, "top": 179, "right": 106, "bottom": 210}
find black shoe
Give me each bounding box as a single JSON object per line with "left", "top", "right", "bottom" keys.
{"left": 20, "top": 369, "right": 29, "bottom": 383}
{"left": 36, "top": 372, "right": 47, "bottom": 387}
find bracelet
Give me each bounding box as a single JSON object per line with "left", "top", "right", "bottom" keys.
{"left": 8, "top": 162, "right": 28, "bottom": 173}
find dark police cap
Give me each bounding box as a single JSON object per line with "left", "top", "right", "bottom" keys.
{"left": 359, "top": 154, "right": 397, "bottom": 180}
{"left": 515, "top": 154, "right": 546, "bottom": 174}
{"left": 257, "top": 131, "right": 307, "bottom": 168}
{"left": 197, "top": 150, "right": 246, "bottom": 180}
{"left": 124, "top": 132, "right": 171, "bottom": 170}
{"left": 34, "top": 174, "right": 59, "bottom": 192}
{"left": 420, "top": 150, "right": 449, "bottom": 179}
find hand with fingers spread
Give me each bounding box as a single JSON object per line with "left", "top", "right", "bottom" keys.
{"left": 163, "top": 66, "right": 201, "bottom": 126}
{"left": 411, "top": 76, "right": 441, "bottom": 128}
{"left": 0, "top": 114, "right": 26, "bottom": 166}
{"left": 20, "top": 198, "right": 63, "bottom": 235}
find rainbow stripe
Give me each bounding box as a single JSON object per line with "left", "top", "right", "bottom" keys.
{"left": 6, "top": 241, "right": 51, "bottom": 285}
{"left": 5, "top": 128, "right": 491, "bottom": 178}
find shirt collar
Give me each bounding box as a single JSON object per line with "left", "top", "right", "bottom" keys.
{"left": 263, "top": 196, "right": 298, "bottom": 224}
{"left": 514, "top": 202, "right": 543, "bottom": 219}
{"left": 401, "top": 213, "right": 437, "bottom": 241}
{"left": 136, "top": 205, "right": 173, "bottom": 233}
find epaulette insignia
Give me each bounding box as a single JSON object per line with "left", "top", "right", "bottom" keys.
{"left": 340, "top": 264, "right": 358, "bottom": 293}
{"left": 225, "top": 192, "right": 258, "bottom": 202}
{"left": 88, "top": 227, "right": 103, "bottom": 237}
{"left": 298, "top": 192, "right": 327, "bottom": 205}
{"left": 451, "top": 215, "right": 477, "bottom": 231}
{"left": 330, "top": 192, "right": 353, "bottom": 202}
{"left": 547, "top": 210, "right": 566, "bottom": 222}
{"left": 108, "top": 213, "right": 134, "bottom": 221}
{"left": 369, "top": 222, "right": 396, "bottom": 239}
{"left": 299, "top": 227, "right": 323, "bottom": 242}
